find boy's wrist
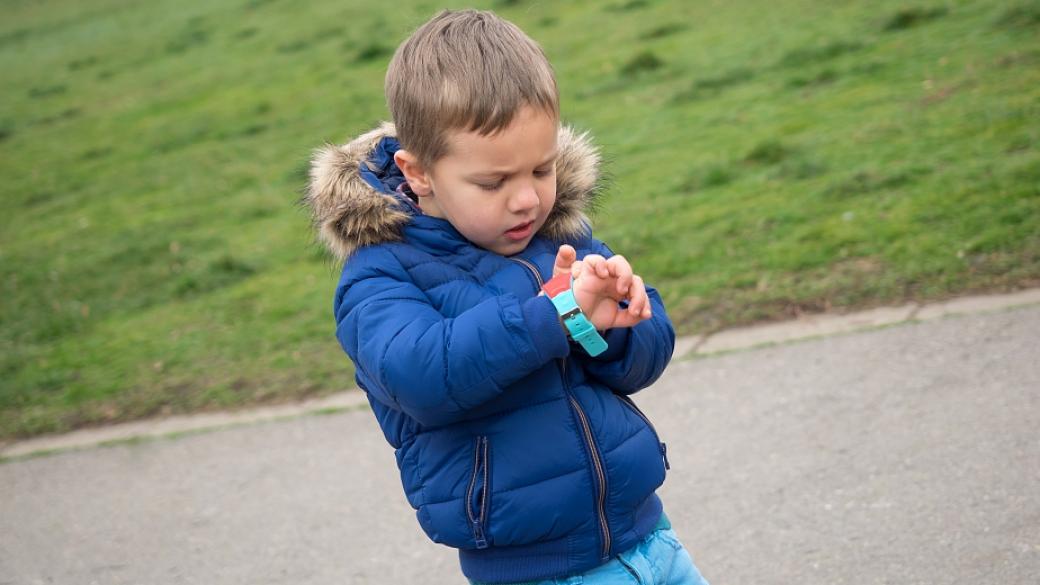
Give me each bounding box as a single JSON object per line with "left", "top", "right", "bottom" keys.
{"left": 541, "top": 274, "right": 608, "bottom": 356}
{"left": 539, "top": 290, "right": 575, "bottom": 340}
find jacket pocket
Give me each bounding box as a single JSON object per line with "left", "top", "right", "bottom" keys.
{"left": 615, "top": 394, "right": 670, "bottom": 471}
{"left": 465, "top": 435, "right": 492, "bottom": 549}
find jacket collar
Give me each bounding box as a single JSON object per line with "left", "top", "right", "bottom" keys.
{"left": 304, "top": 122, "right": 603, "bottom": 261}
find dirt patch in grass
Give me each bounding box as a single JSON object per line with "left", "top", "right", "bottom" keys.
{"left": 920, "top": 82, "right": 970, "bottom": 106}
{"left": 821, "top": 168, "right": 930, "bottom": 199}
{"left": 166, "top": 17, "right": 211, "bottom": 54}
{"left": 353, "top": 41, "right": 393, "bottom": 63}
{"left": 779, "top": 41, "right": 865, "bottom": 67}
{"left": 881, "top": 6, "right": 949, "bottom": 32}
{"left": 619, "top": 50, "right": 665, "bottom": 77}
{"left": 673, "top": 68, "right": 755, "bottom": 101}
{"left": 605, "top": 0, "right": 649, "bottom": 12}
{"left": 641, "top": 23, "right": 687, "bottom": 40}
{"left": 744, "top": 140, "right": 792, "bottom": 165}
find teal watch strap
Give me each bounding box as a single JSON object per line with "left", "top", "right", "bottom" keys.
{"left": 549, "top": 288, "right": 608, "bottom": 357}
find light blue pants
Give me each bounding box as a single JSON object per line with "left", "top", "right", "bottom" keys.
{"left": 468, "top": 514, "right": 710, "bottom": 585}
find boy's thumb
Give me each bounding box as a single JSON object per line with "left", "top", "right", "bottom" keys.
{"left": 552, "top": 245, "right": 576, "bottom": 277}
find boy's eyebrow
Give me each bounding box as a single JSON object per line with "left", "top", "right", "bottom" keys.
{"left": 467, "top": 150, "right": 559, "bottom": 179}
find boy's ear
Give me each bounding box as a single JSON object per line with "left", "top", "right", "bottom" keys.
{"left": 394, "top": 150, "right": 433, "bottom": 196}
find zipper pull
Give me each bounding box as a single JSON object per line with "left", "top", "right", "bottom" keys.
{"left": 660, "top": 442, "right": 671, "bottom": 470}
{"left": 472, "top": 519, "right": 488, "bottom": 549}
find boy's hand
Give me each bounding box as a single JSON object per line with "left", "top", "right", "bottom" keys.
{"left": 572, "top": 254, "right": 651, "bottom": 330}
{"left": 550, "top": 246, "right": 652, "bottom": 331}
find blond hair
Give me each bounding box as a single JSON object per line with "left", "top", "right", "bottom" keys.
{"left": 385, "top": 9, "right": 559, "bottom": 166}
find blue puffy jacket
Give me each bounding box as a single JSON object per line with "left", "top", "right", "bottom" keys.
{"left": 305, "top": 123, "right": 675, "bottom": 583}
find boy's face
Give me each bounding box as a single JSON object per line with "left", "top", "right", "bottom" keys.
{"left": 401, "top": 107, "right": 558, "bottom": 256}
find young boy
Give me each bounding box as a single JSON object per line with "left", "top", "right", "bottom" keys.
{"left": 305, "top": 9, "right": 709, "bottom": 585}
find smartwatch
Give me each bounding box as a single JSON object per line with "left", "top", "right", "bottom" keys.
{"left": 541, "top": 273, "right": 608, "bottom": 356}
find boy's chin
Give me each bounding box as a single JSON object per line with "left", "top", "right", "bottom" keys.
{"left": 485, "top": 236, "right": 531, "bottom": 256}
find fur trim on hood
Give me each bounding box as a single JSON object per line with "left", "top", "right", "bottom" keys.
{"left": 305, "top": 122, "right": 603, "bottom": 261}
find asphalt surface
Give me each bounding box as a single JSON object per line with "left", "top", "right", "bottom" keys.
{"left": 2, "top": 306, "right": 1038, "bottom": 585}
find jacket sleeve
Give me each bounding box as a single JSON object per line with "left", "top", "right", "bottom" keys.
{"left": 333, "top": 247, "right": 571, "bottom": 427}
{"left": 573, "top": 239, "right": 676, "bottom": 395}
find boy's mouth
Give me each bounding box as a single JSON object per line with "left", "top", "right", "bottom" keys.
{"left": 504, "top": 220, "right": 535, "bottom": 240}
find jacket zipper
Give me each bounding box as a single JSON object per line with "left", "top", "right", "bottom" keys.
{"left": 466, "top": 435, "right": 490, "bottom": 549}
{"left": 509, "top": 256, "right": 544, "bottom": 289}
{"left": 564, "top": 359, "right": 612, "bottom": 560}
{"left": 510, "top": 256, "right": 613, "bottom": 561}
{"left": 616, "top": 394, "right": 670, "bottom": 471}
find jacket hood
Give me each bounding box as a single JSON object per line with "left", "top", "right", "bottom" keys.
{"left": 305, "top": 122, "right": 603, "bottom": 261}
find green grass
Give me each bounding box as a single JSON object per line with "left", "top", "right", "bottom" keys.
{"left": 2, "top": 0, "right": 1038, "bottom": 440}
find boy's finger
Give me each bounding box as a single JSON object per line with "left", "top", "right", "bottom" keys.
{"left": 581, "top": 254, "right": 609, "bottom": 279}
{"left": 552, "top": 245, "right": 576, "bottom": 277}
{"left": 617, "top": 273, "right": 632, "bottom": 296}
{"left": 638, "top": 292, "right": 652, "bottom": 319}
{"left": 607, "top": 256, "right": 633, "bottom": 295}
{"left": 582, "top": 254, "right": 601, "bottom": 268}
{"left": 627, "top": 290, "right": 643, "bottom": 317}
{"left": 626, "top": 276, "right": 641, "bottom": 314}
{"left": 610, "top": 310, "right": 640, "bottom": 329}
{"left": 628, "top": 276, "right": 650, "bottom": 318}
{"left": 606, "top": 254, "right": 631, "bottom": 272}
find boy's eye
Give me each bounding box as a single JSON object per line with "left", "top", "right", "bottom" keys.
{"left": 533, "top": 167, "right": 554, "bottom": 178}
{"left": 478, "top": 180, "right": 504, "bottom": 192}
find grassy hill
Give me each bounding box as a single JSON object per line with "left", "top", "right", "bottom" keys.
{"left": 2, "top": 0, "right": 1038, "bottom": 440}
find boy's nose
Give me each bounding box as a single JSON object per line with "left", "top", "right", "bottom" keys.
{"left": 509, "top": 183, "right": 540, "bottom": 212}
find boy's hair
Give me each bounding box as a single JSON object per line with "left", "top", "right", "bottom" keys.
{"left": 385, "top": 9, "right": 559, "bottom": 166}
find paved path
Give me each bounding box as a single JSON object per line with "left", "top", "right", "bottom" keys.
{"left": 2, "top": 305, "right": 1038, "bottom": 584}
